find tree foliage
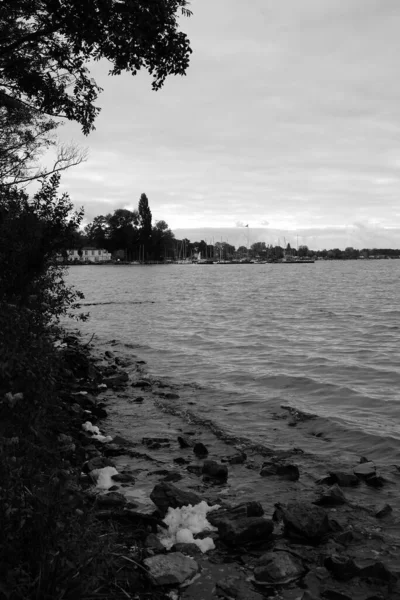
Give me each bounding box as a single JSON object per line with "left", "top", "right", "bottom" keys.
{"left": 0, "top": 0, "right": 193, "bottom": 134}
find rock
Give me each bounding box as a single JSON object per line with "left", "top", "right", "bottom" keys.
{"left": 217, "top": 516, "right": 274, "bottom": 546}
{"left": 111, "top": 473, "right": 135, "bottom": 483}
{"left": 105, "top": 350, "right": 115, "bottom": 359}
{"left": 354, "top": 462, "right": 376, "bottom": 479}
{"left": 132, "top": 396, "right": 144, "bottom": 403}
{"left": 95, "top": 492, "right": 127, "bottom": 509}
{"left": 208, "top": 501, "right": 264, "bottom": 527}
{"left": 150, "top": 482, "right": 202, "bottom": 516}
{"left": 321, "top": 590, "right": 353, "bottom": 600}
{"left": 112, "top": 435, "right": 131, "bottom": 446}
{"left": 90, "top": 405, "right": 108, "bottom": 419}
{"left": 216, "top": 576, "right": 265, "bottom": 600}
{"left": 260, "top": 461, "right": 300, "bottom": 481}
{"left": 226, "top": 452, "right": 247, "bottom": 464}
{"left": 131, "top": 380, "right": 151, "bottom": 388}
{"left": 103, "top": 372, "right": 129, "bottom": 388}
{"left": 83, "top": 456, "right": 114, "bottom": 473}
{"left": 359, "top": 561, "right": 397, "bottom": 582}
{"left": 174, "top": 457, "right": 189, "bottom": 465}
{"left": 143, "top": 552, "right": 198, "bottom": 586}
{"left": 103, "top": 443, "right": 129, "bottom": 457}
{"left": 187, "top": 464, "right": 203, "bottom": 476}
{"left": 281, "top": 502, "right": 331, "bottom": 542}
{"left": 254, "top": 551, "right": 305, "bottom": 584}
{"left": 162, "top": 471, "right": 182, "bottom": 483}
{"left": 172, "top": 543, "right": 203, "bottom": 557}
{"left": 145, "top": 533, "right": 166, "bottom": 553}
{"left": 178, "top": 436, "right": 192, "bottom": 448}
{"left": 193, "top": 442, "right": 208, "bottom": 456}
{"left": 142, "top": 437, "right": 170, "bottom": 446}
{"left": 328, "top": 471, "right": 360, "bottom": 487}
{"left": 325, "top": 555, "right": 360, "bottom": 581}
{"left": 202, "top": 460, "right": 228, "bottom": 480}
{"left": 365, "top": 474, "right": 385, "bottom": 488}
{"left": 375, "top": 503, "right": 392, "bottom": 519}
{"left": 314, "top": 484, "right": 347, "bottom": 506}
{"left": 165, "top": 392, "right": 180, "bottom": 399}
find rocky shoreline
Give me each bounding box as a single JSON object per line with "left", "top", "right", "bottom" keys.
{"left": 57, "top": 336, "right": 400, "bottom": 600}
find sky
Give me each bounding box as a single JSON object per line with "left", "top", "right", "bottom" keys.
{"left": 52, "top": 0, "right": 400, "bottom": 249}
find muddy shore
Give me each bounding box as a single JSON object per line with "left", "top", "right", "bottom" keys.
{"left": 57, "top": 335, "right": 400, "bottom": 600}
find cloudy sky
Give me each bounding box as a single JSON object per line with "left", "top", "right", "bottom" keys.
{"left": 55, "top": 0, "right": 400, "bottom": 249}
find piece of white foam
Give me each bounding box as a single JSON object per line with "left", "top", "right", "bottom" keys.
{"left": 91, "top": 466, "right": 118, "bottom": 489}
{"left": 159, "top": 501, "right": 220, "bottom": 553}
{"left": 82, "top": 421, "right": 100, "bottom": 435}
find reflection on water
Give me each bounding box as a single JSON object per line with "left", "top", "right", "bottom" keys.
{"left": 67, "top": 261, "right": 400, "bottom": 462}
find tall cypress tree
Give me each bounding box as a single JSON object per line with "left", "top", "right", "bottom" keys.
{"left": 138, "top": 193, "right": 152, "bottom": 256}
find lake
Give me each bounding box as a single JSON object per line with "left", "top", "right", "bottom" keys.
{"left": 67, "top": 260, "right": 400, "bottom": 464}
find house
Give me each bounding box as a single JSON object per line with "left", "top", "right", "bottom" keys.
{"left": 68, "top": 247, "right": 112, "bottom": 263}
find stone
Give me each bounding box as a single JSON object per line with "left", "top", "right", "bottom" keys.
{"left": 328, "top": 471, "right": 360, "bottom": 487}
{"left": 216, "top": 576, "right": 265, "bottom": 600}
{"left": 111, "top": 473, "right": 135, "bottom": 483}
{"left": 325, "top": 555, "right": 360, "bottom": 581}
{"left": 145, "top": 533, "right": 166, "bottom": 553}
{"left": 321, "top": 590, "right": 353, "bottom": 600}
{"left": 103, "top": 372, "right": 129, "bottom": 388}
{"left": 95, "top": 492, "right": 127, "bottom": 509}
{"left": 217, "top": 516, "right": 274, "bottom": 546}
{"left": 165, "top": 392, "right": 180, "bottom": 399}
{"left": 354, "top": 462, "right": 376, "bottom": 479}
{"left": 375, "top": 503, "right": 392, "bottom": 519}
{"left": 83, "top": 456, "right": 114, "bottom": 473}
{"left": 102, "top": 443, "right": 129, "bottom": 457}
{"left": 131, "top": 380, "right": 151, "bottom": 388}
{"left": 365, "top": 474, "right": 385, "bottom": 488}
{"left": 281, "top": 502, "right": 330, "bottom": 542}
{"left": 208, "top": 501, "right": 264, "bottom": 527}
{"left": 178, "top": 436, "right": 192, "bottom": 448}
{"left": 193, "top": 442, "right": 208, "bottom": 456}
{"left": 227, "top": 452, "right": 247, "bottom": 464}
{"left": 202, "top": 460, "right": 228, "bottom": 480}
{"left": 142, "top": 437, "right": 170, "bottom": 446}
{"left": 143, "top": 552, "right": 198, "bottom": 586}
{"left": 314, "top": 484, "right": 347, "bottom": 506}
{"left": 132, "top": 396, "right": 144, "bottom": 403}
{"left": 254, "top": 551, "right": 305, "bottom": 584}
{"left": 187, "top": 464, "right": 203, "bottom": 476}
{"left": 260, "top": 461, "right": 299, "bottom": 481}
{"left": 105, "top": 350, "right": 115, "bottom": 359}
{"left": 150, "top": 482, "right": 202, "bottom": 516}
{"left": 162, "top": 471, "right": 182, "bottom": 483}
{"left": 172, "top": 543, "right": 203, "bottom": 556}
{"left": 359, "top": 561, "right": 397, "bottom": 582}
{"left": 174, "top": 457, "right": 189, "bottom": 465}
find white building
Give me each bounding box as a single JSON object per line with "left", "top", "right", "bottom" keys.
{"left": 68, "top": 247, "right": 112, "bottom": 262}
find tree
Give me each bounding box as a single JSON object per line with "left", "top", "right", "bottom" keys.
{"left": 0, "top": 0, "right": 193, "bottom": 134}
{"left": 138, "top": 193, "right": 152, "bottom": 250}
{"left": 152, "top": 220, "right": 175, "bottom": 260}
{"left": 106, "top": 208, "right": 139, "bottom": 257}
{"left": 0, "top": 104, "right": 87, "bottom": 187}
{"left": 84, "top": 215, "right": 109, "bottom": 249}
{"left": 298, "top": 245, "right": 309, "bottom": 258}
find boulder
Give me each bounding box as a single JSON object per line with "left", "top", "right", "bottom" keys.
{"left": 375, "top": 503, "right": 392, "bottom": 519}
{"left": 150, "top": 482, "right": 202, "bottom": 516}
{"left": 353, "top": 462, "right": 376, "bottom": 479}
{"left": 216, "top": 576, "right": 265, "bottom": 600}
{"left": 359, "top": 561, "right": 397, "bottom": 582}
{"left": 217, "top": 516, "right": 274, "bottom": 546}
{"left": 83, "top": 456, "right": 114, "bottom": 473}
{"left": 143, "top": 552, "right": 198, "bottom": 586}
{"left": 365, "top": 473, "right": 385, "bottom": 488}
{"left": 314, "top": 484, "right": 347, "bottom": 506}
{"left": 260, "top": 461, "right": 299, "bottom": 481}
{"left": 103, "top": 372, "right": 129, "bottom": 388}
{"left": 281, "top": 502, "right": 330, "bottom": 542}
{"left": 226, "top": 452, "right": 247, "bottom": 464}
{"left": 193, "top": 442, "right": 208, "bottom": 456}
{"left": 202, "top": 460, "right": 228, "bottom": 480}
{"left": 324, "top": 555, "right": 360, "bottom": 581}
{"left": 178, "top": 436, "right": 192, "bottom": 448}
{"left": 94, "top": 492, "right": 127, "bottom": 509}
{"left": 145, "top": 533, "right": 166, "bottom": 553}
{"left": 111, "top": 473, "right": 135, "bottom": 483}
{"left": 328, "top": 471, "right": 360, "bottom": 487}
{"left": 208, "top": 501, "right": 264, "bottom": 527}
{"left": 254, "top": 551, "right": 305, "bottom": 584}
{"left": 131, "top": 380, "right": 151, "bottom": 388}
